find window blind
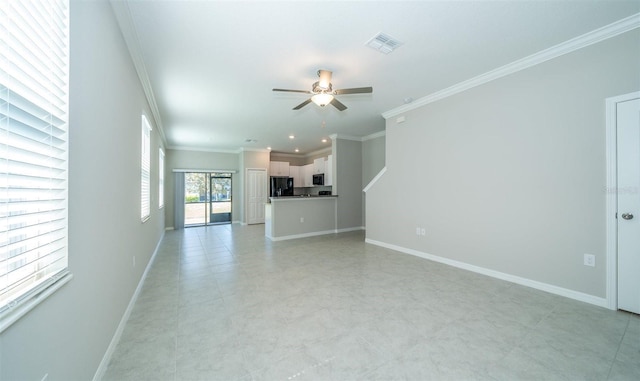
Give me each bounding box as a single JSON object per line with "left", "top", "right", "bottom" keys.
{"left": 0, "top": 0, "right": 70, "bottom": 317}
{"left": 141, "top": 115, "right": 151, "bottom": 221}
{"left": 158, "top": 147, "right": 164, "bottom": 209}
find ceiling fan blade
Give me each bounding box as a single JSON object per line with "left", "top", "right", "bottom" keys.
{"left": 293, "top": 99, "right": 312, "bottom": 110}
{"left": 333, "top": 87, "right": 373, "bottom": 95}
{"left": 273, "top": 88, "right": 312, "bottom": 94}
{"left": 330, "top": 98, "right": 347, "bottom": 111}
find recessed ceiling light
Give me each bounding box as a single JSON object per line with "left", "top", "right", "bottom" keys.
{"left": 321, "top": 139, "right": 327, "bottom": 143}
{"left": 295, "top": 148, "right": 299, "bottom": 153}
{"left": 289, "top": 135, "right": 295, "bottom": 139}
{"left": 267, "top": 146, "right": 272, "bottom": 150}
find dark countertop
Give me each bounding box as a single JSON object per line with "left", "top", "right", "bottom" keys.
{"left": 268, "top": 195, "right": 338, "bottom": 202}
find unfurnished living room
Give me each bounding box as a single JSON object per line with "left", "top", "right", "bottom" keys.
{"left": 1, "top": 0, "right": 639, "bottom": 380}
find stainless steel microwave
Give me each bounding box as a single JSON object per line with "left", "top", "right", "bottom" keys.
{"left": 312, "top": 174, "right": 324, "bottom": 186}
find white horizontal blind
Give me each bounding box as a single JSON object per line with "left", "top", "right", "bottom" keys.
{"left": 0, "top": 0, "right": 70, "bottom": 314}
{"left": 141, "top": 115, "right": 151, "bottom": 221}
{"left": 158, "top": 147, "right": 164, "bottom": 209}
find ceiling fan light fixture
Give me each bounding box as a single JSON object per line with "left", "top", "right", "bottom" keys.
{"left": 273, "top": 69, "right": 372, "bottom": 111}
{"left": 311, "top": 93, "right": 334, "bottom": 107}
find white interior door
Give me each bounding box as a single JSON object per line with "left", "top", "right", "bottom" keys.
{"left": 247, "top": 169, "right": 267, "bottom": 224}
{"left": 617, "top": 97, "right": 640, "bottom": 314}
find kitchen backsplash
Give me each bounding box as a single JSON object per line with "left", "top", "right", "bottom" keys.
{"left": 293, "top": 186, "right": 332, "bottom": 196}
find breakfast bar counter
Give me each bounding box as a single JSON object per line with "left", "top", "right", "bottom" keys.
{"left": 265, "top": 196, "right": 338, "bottom": 241}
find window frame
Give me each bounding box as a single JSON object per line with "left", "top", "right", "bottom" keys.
{"left": 140, "top": 115, "right": 152, "bottom": 222}
{"left": 158, "top": 147, "right": 164, "bottom": 209}
{"left": 0, "top": 0, "right": 73, "bottom": 332}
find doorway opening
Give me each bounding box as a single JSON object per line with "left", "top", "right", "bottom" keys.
{"left": 184, "top": 172, "right": 232, "bottom": 226}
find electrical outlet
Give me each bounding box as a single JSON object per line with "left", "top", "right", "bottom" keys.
{"left": 416, "top": 227, "right": 421, "bottom": 235}
{"left": 300, "top": 217, "right": 304, "bottom": 223}
{"left": 421, "top": 228, "right": 426, "bottom": 236}
{"left": 584, "top": 254, "right": 595, "bottom": 267}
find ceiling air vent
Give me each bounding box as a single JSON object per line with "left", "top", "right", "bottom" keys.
{"left": 365, "top": 32, "right": 403, "bottom": 54}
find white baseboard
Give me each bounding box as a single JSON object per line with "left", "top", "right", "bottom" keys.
{"left": 268, "top": 226, "right": 365, "bottom": 241}
{"left": 365, "top": 238, "right": 608, "bottom": 309}
{"left": 93, "top": 231, "right": 166, "bottom": 381}
{"left": 336, "top": 226, "right": 365, "bottom": 233}
{"left": 268, "top": 229, "right": 337, "bottom": 241}
{"left": 164, "top": 226, "right": 174, "bottom": 231}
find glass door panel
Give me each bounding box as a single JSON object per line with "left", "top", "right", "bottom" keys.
{"left": 184, "top": 172, "right": 232, "bottom": 226}
{"left": 184, "top": 172, "right": 208, "bottom": 226}
{"left": 209, "top": 173, "right": 232, "bottom": 224}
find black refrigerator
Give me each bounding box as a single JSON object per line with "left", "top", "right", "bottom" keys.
{"left": 270, "top": 177, "right": 294, "bottom": 197}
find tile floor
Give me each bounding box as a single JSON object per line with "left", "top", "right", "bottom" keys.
{"left": 103, "top": 224, "right": 640, "bottom": 381}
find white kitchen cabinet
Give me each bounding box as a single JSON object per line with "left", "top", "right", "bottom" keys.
{"left": 269, "top": 161, "right": 290, "bottom": 177}
{"left": 302, "top": 164, "right": 314, "bottom": 187}
{"left": 324, "top": 155, "right": 333, "bottom": 186}
{"left": 289, "top": 166, "right": 302, "bottom": 188}
{"left": 313, "top": 157, "right": 325, "bottom": 174}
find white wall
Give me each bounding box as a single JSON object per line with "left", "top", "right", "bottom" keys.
{"left": 333, "top": 138, "right": 364, "bottom": 230}
{"left": 0, "top": 1, "right": 166, "bottom": 380}
{"left": 366, "top": 29, "right": 640, "bottom": 301}
{"left": 362, "top": 133, "right": 386, "bottom": 226}
{"left": 362, "top": 134, "right": 386, "bottom": 186}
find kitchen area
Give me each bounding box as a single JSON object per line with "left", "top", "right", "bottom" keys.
{"left": 265, "top": 152, "right": 339, "bottom": 240}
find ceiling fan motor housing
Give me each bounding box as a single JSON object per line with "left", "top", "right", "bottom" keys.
{"left": 312, "top": 81, "right": 332, "bottom": 94}
{"left": 317, "top": 69, "right": 333, "bottom": 90}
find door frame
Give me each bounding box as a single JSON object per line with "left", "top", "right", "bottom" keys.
{"left": 605, "top": 91, "right": 640, "bottom": 310}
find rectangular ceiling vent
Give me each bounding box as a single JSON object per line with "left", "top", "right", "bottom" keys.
{"left": 366, "top": 32, "right": 403, "bottom": 54}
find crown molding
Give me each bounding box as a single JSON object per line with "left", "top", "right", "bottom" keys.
{"left": 166, "top": 145, "right": 239, "bottom": 154}
{"left": 382, "top": 12, "right": 640, "bottom": 119}
{"left": 172, "top": 168, "right": 237, "bottom": 174}
{"left": 362, "top": 130, "right": 386, "bottom": 141}
{"left": 305, "top": 146, "right": 332, "bottom": 157}
{"left": 240, "top": 147, "right": 271, "bottom": 153}
{"left": 270, "top": 146, "right": 332, "bottom": 158}
{"left": 269, "top": 152, "right": 303, "bottom": 158}
{"left": 329, "top": 133, "right": 363, "bottom": 142}
{"left": 110, "top": 0, "right": 167, "bottom": 146}
{"left": 327, "top": 131, "right": 386, "bottom": 143}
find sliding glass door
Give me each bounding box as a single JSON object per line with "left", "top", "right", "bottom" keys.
{"left": 209, "top": 173, "right": 232, "bottom": 223}
{"left": 184, "top": 172, "right": 232, "bottom": 226}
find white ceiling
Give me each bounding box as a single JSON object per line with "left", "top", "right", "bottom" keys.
{"left": 115, "top": 0, "right": 639, "bottom": 155}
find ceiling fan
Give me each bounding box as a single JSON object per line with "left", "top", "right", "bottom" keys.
{"left": 273, "top": 70, "right": 373, "bottom": 111}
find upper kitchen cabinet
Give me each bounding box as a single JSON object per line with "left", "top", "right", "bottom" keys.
{"left": 302, "top": 164, "right": 314, "bottom": 187}
{"left": 270, "top": 161, "right": 290, "bottom": 177}
{"left": 313, "top": 157, "right": 325, "bottom": 174}
{"left": 289, "top": 166, "right": 302, "bottom": 188}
